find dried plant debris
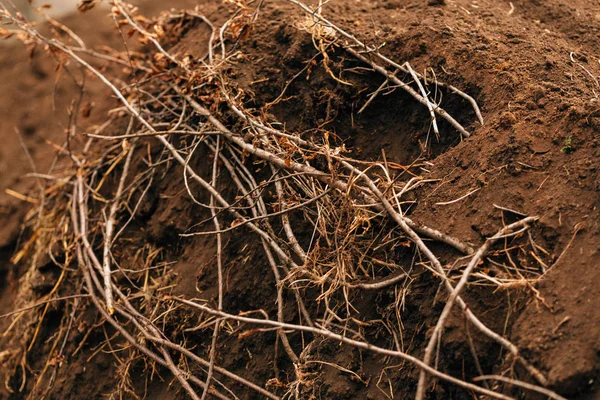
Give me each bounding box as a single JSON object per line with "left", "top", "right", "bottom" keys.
{"left": 1, "top": 0, "right": 597, "bottom": 399}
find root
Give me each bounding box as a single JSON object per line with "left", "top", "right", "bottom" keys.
{"left": 0, "top": 1, "right": 562, "bottom": 399}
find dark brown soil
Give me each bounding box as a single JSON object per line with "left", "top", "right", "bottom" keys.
{"left": 1, "top": 0, "right": 599, "bottom": 399}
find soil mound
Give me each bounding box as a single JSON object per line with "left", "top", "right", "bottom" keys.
{"left": 0, "top": 1, "right": 598, "bottom": 399}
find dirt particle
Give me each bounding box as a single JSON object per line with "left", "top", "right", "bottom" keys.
{"left": 498, "top": 111, "right": 517, "bottom": 129}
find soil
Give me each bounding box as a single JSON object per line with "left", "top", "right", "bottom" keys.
{"left": 0, "top": 0, "right": 599, "bottom": 399}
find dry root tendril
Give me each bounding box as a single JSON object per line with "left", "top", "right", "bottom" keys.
{"left": 0, "top": 1, "right": 564, "bottom": 400}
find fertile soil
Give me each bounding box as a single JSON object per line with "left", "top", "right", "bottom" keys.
{"left": 0, "top": 0, "right": 599, "bottom": 399}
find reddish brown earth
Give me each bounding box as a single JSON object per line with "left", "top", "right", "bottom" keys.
{"left": 1, "top": 0, "right": 599, "bottom": 399}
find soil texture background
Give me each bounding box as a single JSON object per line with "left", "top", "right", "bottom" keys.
{"left": 0, "top": 0, "right": 599, "bottom": 399}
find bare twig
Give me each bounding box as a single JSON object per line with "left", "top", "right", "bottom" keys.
{"left": 416, "top": 217, "right": 538, "bottom": 399}
{"left": 171, "top": 296, "right": 515, "bottom": 400}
